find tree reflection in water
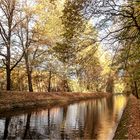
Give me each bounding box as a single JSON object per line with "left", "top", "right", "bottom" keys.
{"left": 0, "top": 95, "right": 127, "bottom": 140}
{"left": 3, "top": 117, "right": 11, "bottom": 139}
{"left": 23, "top": 113, "right": 31, "bottom": 139}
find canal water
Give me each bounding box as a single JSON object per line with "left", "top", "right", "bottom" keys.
{"left": 0, "top": 95, "right": 127, "bottom": 140}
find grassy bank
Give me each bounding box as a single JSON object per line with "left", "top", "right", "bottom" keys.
{"left": 0, "top": 91, "right": 110, "bottom": 113}
{"left": 114, "top": 95, "right": 140, "bottom": 139}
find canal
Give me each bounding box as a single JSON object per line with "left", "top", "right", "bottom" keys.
{"left": 0, "top": 95, "right": 127, "bottom": 139}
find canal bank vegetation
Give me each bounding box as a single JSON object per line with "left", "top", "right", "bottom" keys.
{"left": 0, "top": 91, "right": 111, "bottom": 112}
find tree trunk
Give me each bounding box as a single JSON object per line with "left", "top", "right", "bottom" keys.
{"left": 106, "top": 77, "right": 114, "bottom": 93}
{"left": 6, "top": 46, "right": 11, "bottom": 91}
{"left": 63, "top": 79, "right": 70, "bottom": 92}
{"left": 134, "top": 81, "right": 139, "bottom": 99}
{"left": 25, "top": 54, "right": 33, "bottom": 92}
{"left": 48, "top": 70, "right": 52, "bottom": 92}
{"left": 27, "top": 69, "right": 33, "bottom": 92}
{"left": 6, "top": 66, "right": 11, "bottom": 91}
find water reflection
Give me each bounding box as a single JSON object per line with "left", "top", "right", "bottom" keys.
{"left": 0, "top": 95, "right": 127, "bottom": 140}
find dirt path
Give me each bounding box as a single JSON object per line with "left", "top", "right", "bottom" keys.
{"left": 114, "top": 95, "right": 140, "bottom": 139}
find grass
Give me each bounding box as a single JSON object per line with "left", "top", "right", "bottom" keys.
{"left": 0, "top": 91, "right": 110, "bottom": 113}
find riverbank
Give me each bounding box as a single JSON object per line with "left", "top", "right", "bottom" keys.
{"left": 0, "top": 91, "right": 110, "bottom": 113}
{"left": 114, "top": 95, "right": 140, "bottom": 139}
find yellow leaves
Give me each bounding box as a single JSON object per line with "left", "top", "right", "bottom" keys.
{"left": 75, "top": 22, "right": 98, "bottom": 62}
{"left": 32, "top": 0, "right": 65, "bottom": 46}
{"left": 84, "top": 21, "right": 98, "bottom": 37}
{"left": 77, "top": 45, "right": 95, "bottom": 59}
{"left": 114, "top": 78, "right": 125, "bottom": 93}
{"left": 98, "top": 47, "right": 112, "bottom": 75}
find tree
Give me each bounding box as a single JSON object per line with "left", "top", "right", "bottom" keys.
{"left": 16, "top": 0, "right": 51, "bottom": 92}
{"left": 110, "top": 1, "right": 140, "bottom": 97}
{"left": 52, "top": 0, "right": 99, "bottom": 92}
{"left": 82, "top": 0, "right": 140, "bottom": 96}
{"left": 53, "top": 0, "right": 89, "bottom": 63}
{"left": 0, "top": 0, "right": 24, "bottom": 90}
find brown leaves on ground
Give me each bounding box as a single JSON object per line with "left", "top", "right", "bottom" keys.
{"left": 114, "top": 95, "right": 140, "bottom": 139}
{"left": 0, "top": 91, "right": 110, "bottom": 112}
{"left": 128, "top": 95, "right": 140, "bottom": 139}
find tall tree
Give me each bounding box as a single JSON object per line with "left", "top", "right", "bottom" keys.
{"left": 0, "top": 0, "right": 24, "bottom": 90}
{"left": 16, "top": 0, "right": 50, "bottom": 92}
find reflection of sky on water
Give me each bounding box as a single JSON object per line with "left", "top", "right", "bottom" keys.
{"left": 0, "top": 119, "right": 5, "bottom": 135}
{"left": 0, "top": 95, "right": 127, "bottom": 140}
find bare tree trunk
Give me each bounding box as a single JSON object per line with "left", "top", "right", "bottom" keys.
{"left": 6, "top": 64, "right": 11, "bottom": 90}
{"left": 63, "top": 79, "right": 70, "bottom": 92}
{"left": 6, "top": 33, "right": 11, "bottom": 90}
{"left": 0, "top": 0, "right": 24, "bottom": 91}
{"left": 106, "top": 77, "right": 114, "bottom": 93}
{"left": 6, "top": 69, "right": 11, "bottom": 91}
{"left": 48, "top": 70, "right": 52, "bottom": 92}
{"left": 134, "top": 81, "right": 139, "bottom": 99}
{"left": 6, "top": 9, "right": 12, "bottom": 91}
{"left": 27, "top": 70, "right": 33, "bottom": 92}
{"left": 25, "top": 54, "right": 33, "bottom": 92}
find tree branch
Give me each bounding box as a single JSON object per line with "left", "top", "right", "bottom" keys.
{"left": 10, "top": 51, "right": 24, "bottom": 71}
